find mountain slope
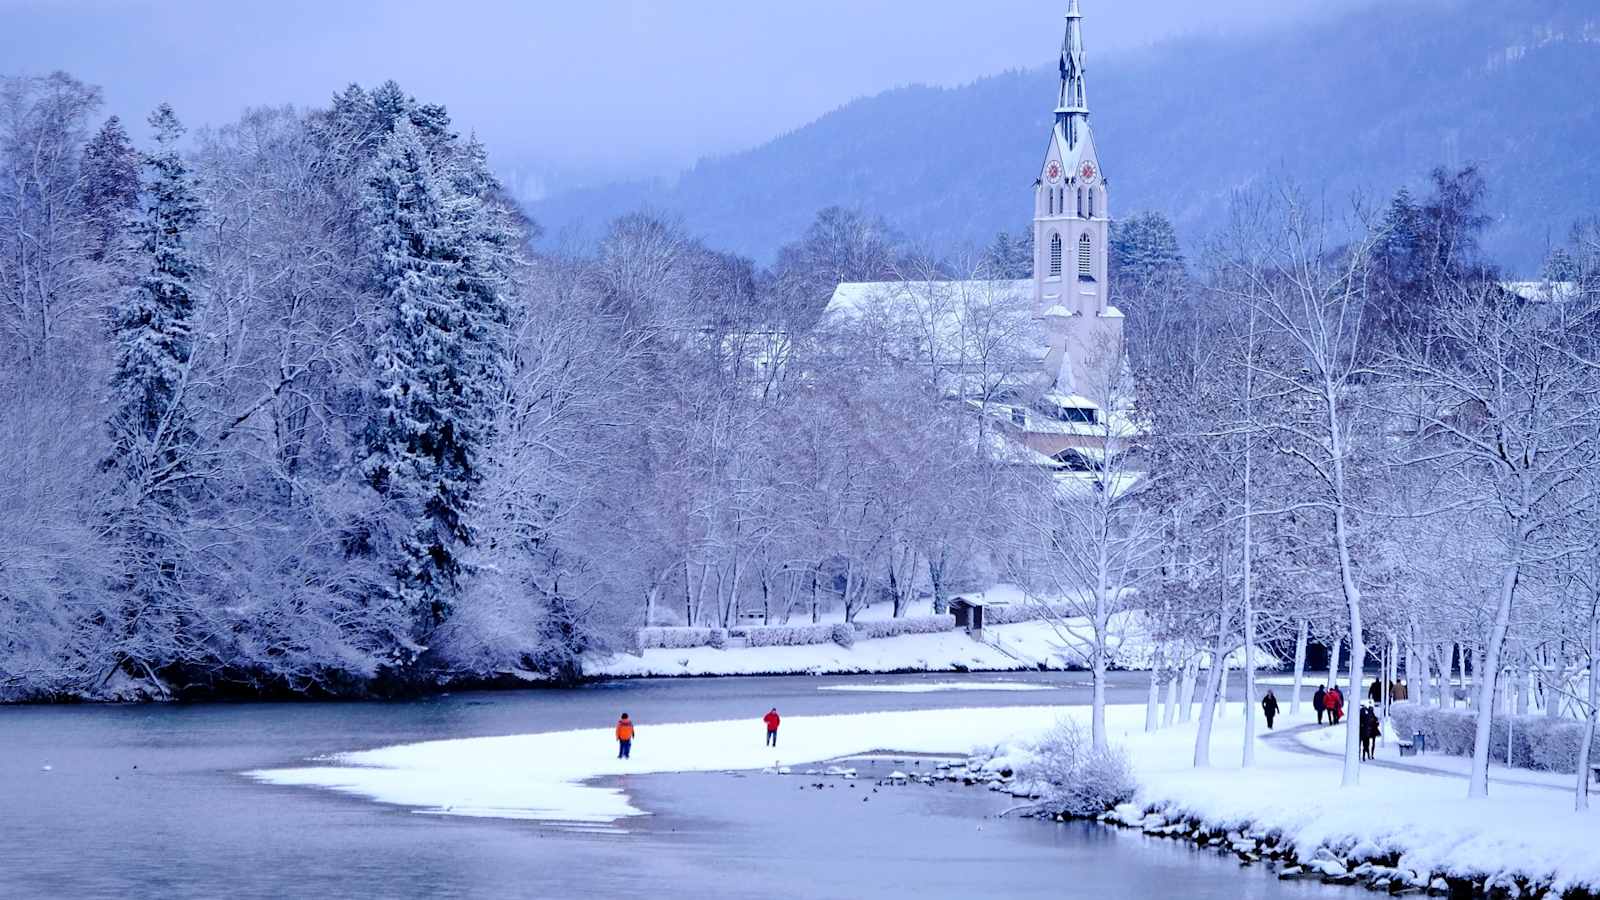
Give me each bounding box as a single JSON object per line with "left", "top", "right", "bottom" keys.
{"left": 530, "top": 0, "right": 1600, "bottom": 272}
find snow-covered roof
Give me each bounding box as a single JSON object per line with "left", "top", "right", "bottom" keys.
{"left": 1500, "top": 280, "right": 1580, "bottom": 303}
{"left": 825, "top": 279, "right": 1040, "bottom": 372}
{"left": 826, "top": 279, "right": 1033, "bottom": 318}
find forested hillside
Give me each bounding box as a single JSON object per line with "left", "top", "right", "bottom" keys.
{"left": 531, "top": 0, "right": 1600, "bottom": 272}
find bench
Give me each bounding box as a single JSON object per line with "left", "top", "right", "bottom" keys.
{"left": 1397, "top": 741, "right": 1417, "bottom": 758}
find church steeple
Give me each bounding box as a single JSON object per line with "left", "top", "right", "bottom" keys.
{"left": 1057, "top": 0, "right": 1089, "bottom": 149}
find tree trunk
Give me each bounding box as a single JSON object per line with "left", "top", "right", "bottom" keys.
{"left": 1091, "top": 542, "right": 1111, "bottom": 752}
{"left": 1145, "top": 647, "right": 1162, "bottom": 733}
{"left": 1163, "top": 661, "right": 1179, "bottom": 728}
{"left": 1576, "top": 616, "right": 1598, "bottom": 812}
{"left": 1469, "top": 561, "right": 1520, "bottom": 799}
{"left": 1243, "top": 601, "right": 1258, "bottom": 766}
{"left": 1179, "top": 657, "right": 1198, "bottom": 723}
{"left": 1192, "top": 621, "right": 1231, "bottom": 768}
{"left": 1291, "top": 620, "right": 1309, "bottom": 715}
{"left": 1329, "top": 636, "right": 1342, "bottom": 690}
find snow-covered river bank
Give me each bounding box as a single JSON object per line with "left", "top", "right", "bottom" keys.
{"left": 5, "top": 672, "right": 1343, "bottom": 899}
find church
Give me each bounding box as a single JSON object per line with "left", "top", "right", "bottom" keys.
{"left": 825, "top": 0, "right": 1130, "bottom": 466}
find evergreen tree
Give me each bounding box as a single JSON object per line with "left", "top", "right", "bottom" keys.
{"left": 1109, "top": 211, "right": 1185, "bottom": 290}
{"left": 1541, "top": 246, "right": 1580, "bottom": 282}
{"left": 101, "top": 104, "right": 205, "bottom": 676}
{"left": 358, "top": 117, "right": 508, "bottom": 656}
{"left": 79, "top": 115, "right": 141, "bottom": 263}
{"left": 981, "top": 229, "right": 1034, "bottom": 279}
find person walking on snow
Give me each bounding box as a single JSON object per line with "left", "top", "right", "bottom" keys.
{"left": 1261, "top": 690, "right": 1280, "bottom": 730}
{"left": 763, "top": 708, "right": 781, "bottom": 747}
{"left": 1360, "top": 703, "right": 1381, "bottom": 760}
{"left": 616, "top": 713, "right": 635, "bottom": 759}
{"left": 1326, "top": 686, "right": 1344, "bottom": 725}
{"left": 1368, "top": 678, "right": 1383, "bottom": 705}
{"left": 1313, "top": 685, "right": 1327, "bottom": 725}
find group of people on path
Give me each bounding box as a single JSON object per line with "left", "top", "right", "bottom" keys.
{"left": 613, "top": 707, "right": 783, "bottom": 759}
{"left": 1286, "top": 682, "right": 1384, "bottom": 761}
{"left": 1312, "top": 684, "right": 1345, "bottom": 725}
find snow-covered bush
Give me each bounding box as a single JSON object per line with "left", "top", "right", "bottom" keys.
{"left": 982, "top": 603, "right": 1072, "bottom": 626}
{"left": 830, "top": 623, "right": 856, "bottom": 648}
{"left": 853, "top": 615, "right": 956, "bottom": 640}
{"left": 1389, "top": 702, "right": 1587, "bottom": 772}
{"left": 637, "top": 627, "right": 718, "bottom": 650}
{"left": 1023, "top": 719, "right": 1137, "bottom": 817}
{"left": 745, "top": 624, "right": 836, "bottom": 647}
{"left": 706, "top": 629, "right": 727, "bottom": 650}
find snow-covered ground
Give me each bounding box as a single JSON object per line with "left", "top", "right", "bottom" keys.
{"left": 1094, "top": 706, "right": 1600, "bottom": 893}
{"left": 251, "top": 700, "right": 1600, "bottom": 890}
{"left": 816, "top": 681, "right": 1057, "bottom": 694}
{"left": 589, "top": 620, "right": 1073, "bottom": 678}
{"left": 246, "top": 706, "right": 1055, "bottom": 828}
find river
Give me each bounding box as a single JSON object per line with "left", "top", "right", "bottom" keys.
{"left": 4, "top": 672, "right": 1335, "bottom": 899}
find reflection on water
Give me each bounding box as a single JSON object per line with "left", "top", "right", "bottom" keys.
{"left": 3, "top": 673, "right": 1320, "bottom": 899}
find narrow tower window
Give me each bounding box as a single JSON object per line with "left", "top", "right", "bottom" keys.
{"left": 1077, "top": 187, "right": 1086, "bottom": 219}
{"left": 1049, "top": 234, "right": 1063, "bottom": 277}
{"left": 1078, "top": 233, "right": 1094, "bottom": 278}
{"left": 1089, "top": 188, "right": 1096, "bottom": 218}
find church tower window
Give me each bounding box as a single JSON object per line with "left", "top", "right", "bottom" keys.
{"left": 1078, "top": 233, "right": 1093, "bottom": 278}
{"left": 1049, "top": 233, "right": 1063, "bottom": 277}
{"left": 1088, "top": 187, "right": 1096, "bottom": 218}
{"left": 1077, "top": 187, "right": 1085, "bottom": 219}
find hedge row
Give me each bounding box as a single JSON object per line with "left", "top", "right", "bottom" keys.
{"left": 983, "top": 603, "right": 1072, "bottom": 626}
{"left": 853, "top": 615, "right": 957, "bottom": 640}
{"left": 641, "top": 615, "right": 958, "bottom": 650}
{"left": 1389, "top": 702, "right": 1593, "bottom": 773}
{"left": 638, "top": 627, "right": 721, "bottom": 650}
{"left": 745, "top": 623, "right": 837, "bottom": 648}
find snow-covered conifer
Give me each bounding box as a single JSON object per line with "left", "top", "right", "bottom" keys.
{"left": 100, "top": 104, "right": 206, "bottom": 680}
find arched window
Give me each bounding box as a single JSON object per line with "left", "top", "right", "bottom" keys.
{"left": 1089, "top": 187, "right": 1097, "bottom": 218}
{"left": 1049, "top": 233, "right": 1063, "bottom": 277}
{"left": 1046, "top": 188, "right": 1053, "bottom": 215}
{"left": 1078, "top": 233, "right": 1094, "bottom": 278}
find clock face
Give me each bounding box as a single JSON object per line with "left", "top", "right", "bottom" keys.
{"left": 1045, "top": 160, "right": 1062, "bottom": 184}
{"left": 1079, "top": 161, "right": 1098, "bottom": 184}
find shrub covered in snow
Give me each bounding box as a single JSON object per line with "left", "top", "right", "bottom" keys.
{"left": 637, "top": 627, "right": 718, "bottom": 650}
{"left": 1389, "top": 702, "right": 1590, "bottom": 772}
{"left": 1022, "top": 718, "right": 1137, "bottom": 817}
{"left": 853, "top": 616, "right": 957, "bottom": 640}
{"left": 744, "top": 623, "right": 837, "bottom": 647}
{"left": 830, "top": 623, "right": 856, "bottom": 648}
{"left": 706, "top": 629, "right": 727, "bottom": 650}
{"left": 982, "top": 603, "right": 1072, "bottom": 626}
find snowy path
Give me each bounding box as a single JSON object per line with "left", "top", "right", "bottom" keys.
{"left": 1264, "top": 723, "right": 1572, "bottom": 794}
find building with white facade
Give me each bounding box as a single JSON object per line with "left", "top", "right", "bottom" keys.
{"left": 825, "top": 1, "right": 1130, "bottom": 465}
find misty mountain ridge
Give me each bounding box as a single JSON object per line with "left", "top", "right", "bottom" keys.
{"left": 528, "top": 0, "right": 1599, "bottom": 274}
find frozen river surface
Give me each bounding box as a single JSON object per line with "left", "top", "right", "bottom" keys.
{"left": 4, "top": 672, "right": 1335, "bottom": 899}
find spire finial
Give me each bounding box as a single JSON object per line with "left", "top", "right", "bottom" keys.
{"left": 1057, "top": 0, "right": 1089, "bottom": 147}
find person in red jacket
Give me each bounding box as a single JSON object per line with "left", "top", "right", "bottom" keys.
{"left": 763, "top": 708, "right": 781, "bottom": 747}
{"left": 1325, "top": 687, "right": 1344, "bottom": 725}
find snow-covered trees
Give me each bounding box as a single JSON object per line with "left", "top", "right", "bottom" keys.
{"left": 100, "top": 104, "right": 207, "bottom": 688}
{"left": 4, "top": 66, "right": 1599, "bottom": 718}
{"left": 357, "top": 116, "right": 505, "bottom": 654}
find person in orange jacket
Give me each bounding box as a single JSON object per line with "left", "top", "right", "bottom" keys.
{"left": 763, "top": 708, "right": 781, "bottom": 747}
{"left": 616, "top": 713, "right": 635, "bottom": 759}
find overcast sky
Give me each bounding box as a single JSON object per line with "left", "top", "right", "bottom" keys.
{"left": 5, "top": 1, "right": 1361, "bottom": 196}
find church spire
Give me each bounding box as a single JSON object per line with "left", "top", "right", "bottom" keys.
{"left": 1056, "top": 0, "right": 1089, "bottom": 149}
